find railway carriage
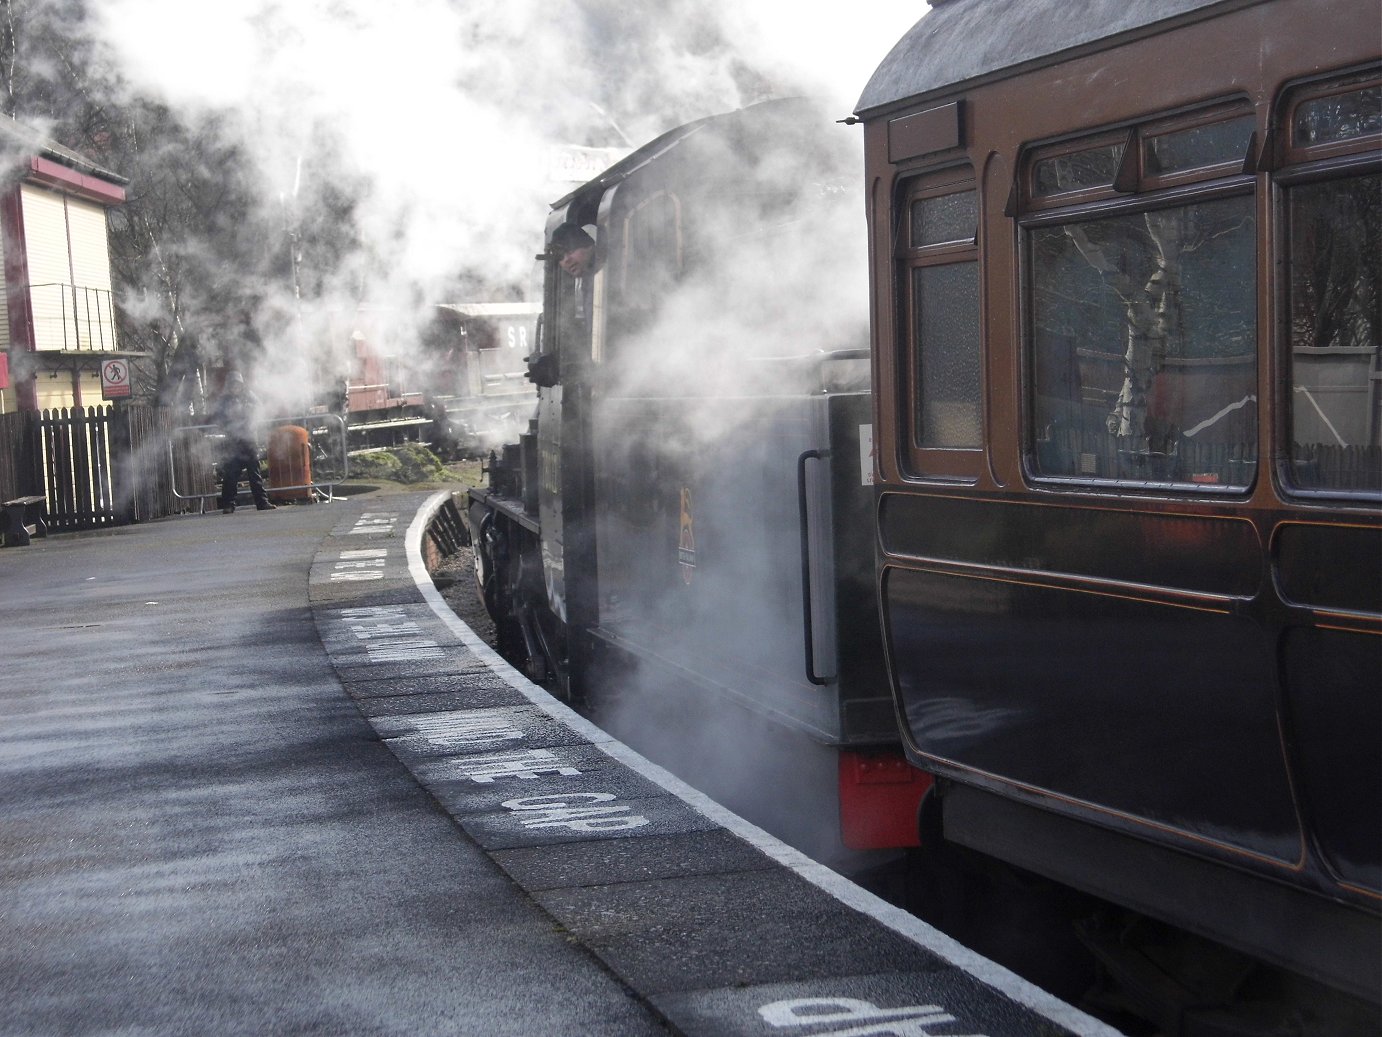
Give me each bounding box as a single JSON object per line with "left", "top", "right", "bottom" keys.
{"left": 858, "top": 0, "right": 1380, "bottom": 1005}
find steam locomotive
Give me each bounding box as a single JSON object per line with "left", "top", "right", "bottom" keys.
{"left": 467, "top": 97, "right": 928, "bottom": 866}
{"left": 467, "top": 0, "right": 1380, "bottom": 1023}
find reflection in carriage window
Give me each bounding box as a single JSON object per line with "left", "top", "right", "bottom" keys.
{"left": 1293, "top": 85, "right": 1382, "bottom": 147}
{"left": 1282, "top": 76, "right": 1382, "bottom": 494}
{"left": 1286, "top": 172, "right": 1382, "bottom": 493}
{"left": 1032, "top": 143, "right": 1123, "bottom": 197}
{"left": 1029, "top": 196, "right": 1258, "bottom": 486}
{"left": 1144, "top": 116, "right": 1255, "bottom": 176}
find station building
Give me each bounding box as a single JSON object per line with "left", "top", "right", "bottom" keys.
{"left": 0, "top": 114, "right": 131, "bottom": 414}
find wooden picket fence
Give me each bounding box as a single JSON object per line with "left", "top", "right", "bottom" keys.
{"left": 41, "top": 406, "right": 120, "bottom": 530}
{"left": 0, "top": 404, "right": 203, "bottom": 532}
{"left": 0, "top": 409, "right": 42, "bottom": 505}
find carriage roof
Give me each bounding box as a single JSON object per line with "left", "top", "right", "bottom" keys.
{"left": 855, "top": 0, "right": 1255, "bottom": 117}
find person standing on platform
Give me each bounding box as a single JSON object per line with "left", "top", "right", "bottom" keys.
{"left": 211, "top": 371, "right": 276, "bottom": 514}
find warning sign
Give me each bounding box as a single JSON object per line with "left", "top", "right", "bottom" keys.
{"left": 101, "top": 358, "right": 131, "bottom": 400}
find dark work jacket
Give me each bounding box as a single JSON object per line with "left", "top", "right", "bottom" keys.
{"left": 210, "top": 390, "right": 260, "bottom": 455}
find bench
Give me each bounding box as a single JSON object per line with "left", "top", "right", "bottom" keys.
{"left": 1, "top": 495, "right": 48, "bottom": 547}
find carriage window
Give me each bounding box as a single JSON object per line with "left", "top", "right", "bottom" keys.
{"left": 1293, "top": 85, "right": 1382, "bottom": 148}
{"left": 1033, "top": 143, "right": 1123, "bottom": 197}
{"left": 910, "top": 191, "right": 976, "bottom": 247}
{"left": 1145, "top": 116, "right": 1255, "bottom": 177}
{"left": 1026, "top": 112, "right": 1257, "bottom": 489}
{"left": 1282, "top": 78, "right": 1382, "bottom": 495}
{"left": 914, "top": 263, "right": 981, "bottom": 447}
{"left": 900, "top": 174, "right": 981, "bottom": 460}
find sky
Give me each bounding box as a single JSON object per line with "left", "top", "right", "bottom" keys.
{"left": 89, "top": 1, "right": 923, "bottom": 290}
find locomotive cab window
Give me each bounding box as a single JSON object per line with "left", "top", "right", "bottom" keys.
{"left": 1024, "top": 104, "right": 1258, "bottom": 490}
{"left": 604, "top": 189, "right": 684, "bottom": 362}
{"left": 1280, "top": 72, "right": 1382, "bottom": 497}
{"left": 543, "top": 223, "right": 596, "bottom": 375}
{"left": 896, "top": 169, "right": 982, "bottom": 478}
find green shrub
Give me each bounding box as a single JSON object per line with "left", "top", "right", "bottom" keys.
{"left": 348, "top": 444, "right": 448, "bottom": 484}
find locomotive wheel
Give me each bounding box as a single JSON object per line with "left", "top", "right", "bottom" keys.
{"left": 472, "top": 513, "right": 525, "bottom": 657}
{"left": 525, "top": 653, "right": 548, "bottom": 683}
{"left": 472, "top": 514, "right": 500, "bottom": 618}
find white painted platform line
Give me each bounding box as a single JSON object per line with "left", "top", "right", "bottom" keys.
{"left": 405, "top": 492, "right": 1125, "bottom": 1037}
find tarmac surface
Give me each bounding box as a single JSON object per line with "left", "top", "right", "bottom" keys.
{"left": 0, "top": 490, "right": 1122, "bottom": 1036}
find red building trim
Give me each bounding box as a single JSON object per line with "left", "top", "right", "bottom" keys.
{"left": 26, "top": 156, "right": 126, "bottom": 206}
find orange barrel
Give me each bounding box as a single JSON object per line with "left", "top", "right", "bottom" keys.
{"left": 267, "top": 425, "right": 312, "bottom": 502}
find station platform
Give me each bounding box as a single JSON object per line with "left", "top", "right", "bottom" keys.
{"left": 0, "top": 490, "right": 1121, "bottom": 1036}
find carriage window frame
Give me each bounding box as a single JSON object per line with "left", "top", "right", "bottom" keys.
{"left": 895, "top": 167, "right": 984, "bottom": 480}
{"left": 1282, "top": 72, "right": 1382, "bottom": 165}
{"left": 1139, "top": 106, "right": 1257, "bottom": 191}
{"left": 1019, "top": 105, "right": 1261, "bottom": 494}
{"left": 1024, "top": 101, "right": 1256, "bottom": 210}
{"left": 1276, "top": 70, "right": 1382, "bottom": 501}
{"left": 1027, "top": 130, "right": 1131, "bottom": 207}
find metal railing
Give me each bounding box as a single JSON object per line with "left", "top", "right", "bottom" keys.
{"left": 168, "top": 413, "right": 350, "bottom": 508}
{"left": 28, "top": 283, "right": 118, "bottom": 352}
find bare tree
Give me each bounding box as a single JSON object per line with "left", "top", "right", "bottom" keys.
{"left": 1, "top": 0, "right": 369, "bottom": 413}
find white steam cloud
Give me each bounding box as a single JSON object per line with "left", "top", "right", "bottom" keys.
{"left": 83, "top": 0, "right": 922, "bottom": 407}
{"left": 77, "top": 1, "right": 927, "bottom": 865}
